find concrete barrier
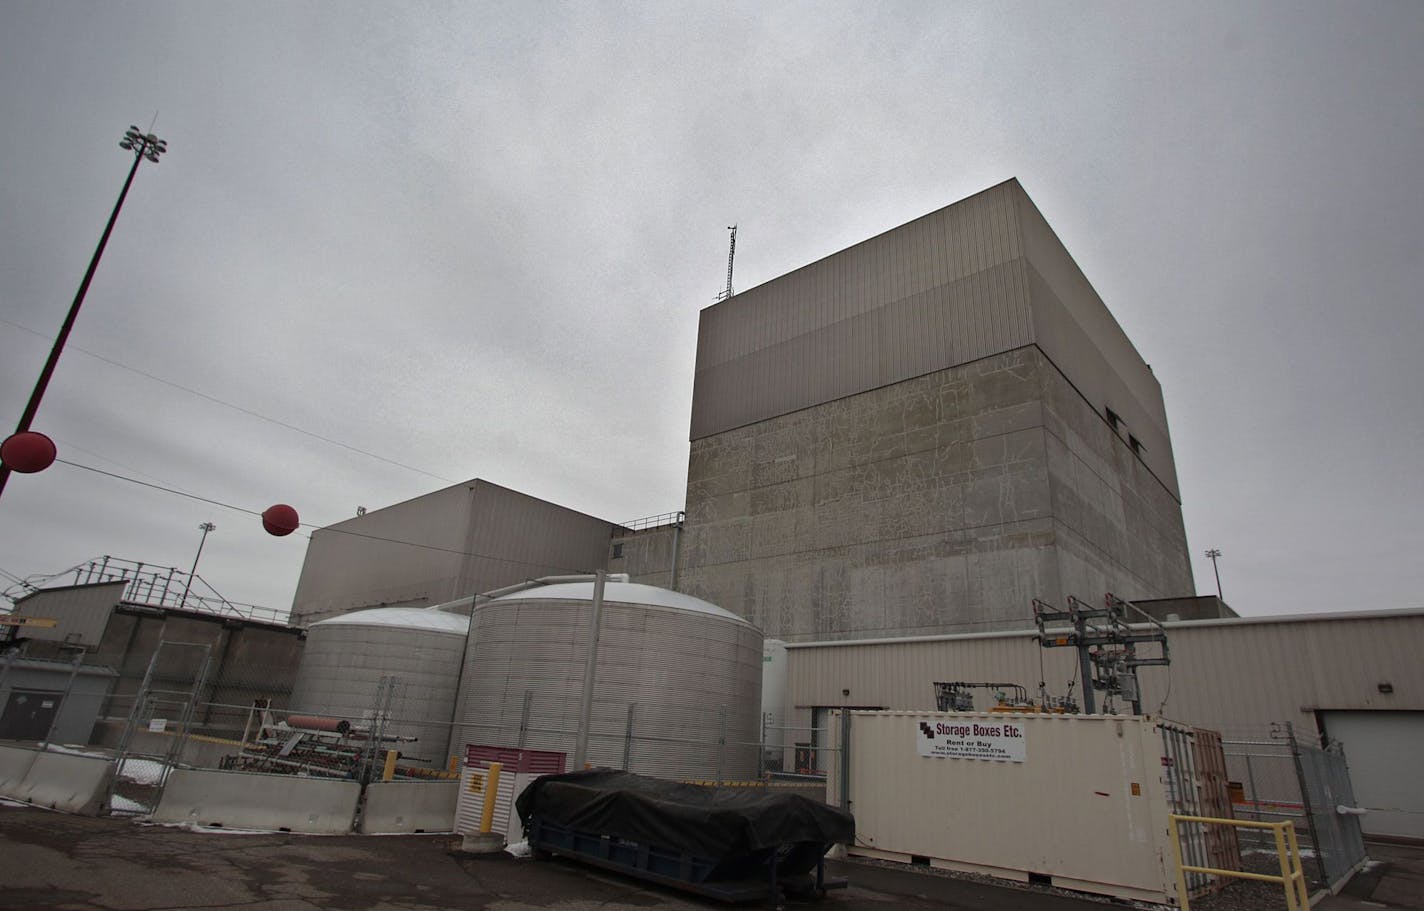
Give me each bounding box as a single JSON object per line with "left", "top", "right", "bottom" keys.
{"left": 10, "top": 750, "right": 115, "bottom": 815}
{"left": 359, "top": 781, "right": 459, "bottom": 834}
{"left": 0, "top": 744, "right": 39, "bottom": 795}
{"left": 152, "top": 769, "right": 360, "bottom": 833}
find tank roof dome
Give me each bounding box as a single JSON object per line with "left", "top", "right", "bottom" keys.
{"left": 487, "top": 581, "right": 750, "bottom": 625}
{"left": 311, "top": 606, "right": 469, "bottom": 635}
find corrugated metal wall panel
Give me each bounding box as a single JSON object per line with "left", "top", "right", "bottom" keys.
{"left": 691, "top": 182, "right": 1032, "bottom": 440}
{"left": 451, "top": 598, "right": 763, "bottom": 781}
{"left": 786, "top": 612, "right": 1424, "bottom": 738}
{"left": 289, "top": 622, "right": 467, "bottom": 767}
{"left": 13, "top": 582, "right": 124, "bottom": 648}
{"left": 690, "top": 260, "right": 1037, "bottom": 441}
{"left": 462, "top": 482, "right": 615, "bottom": 594}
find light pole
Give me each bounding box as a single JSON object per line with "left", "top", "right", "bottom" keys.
{"left": 0, "top": 125, "right": 168, "bottom": 502}
{"left": 180, "top": 522, "right": 216, "bottom": 608}
{"left": 1205, "top": 548, "right": 1223, "bottom": 602}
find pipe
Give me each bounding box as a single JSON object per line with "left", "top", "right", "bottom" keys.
{"left": 571, "top": 570, "right": 607, "bottom": 769}
{"left": 286, "top": 714, "right": 351, "bottom": 735}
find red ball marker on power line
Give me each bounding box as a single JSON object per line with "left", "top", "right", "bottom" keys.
{"left": 1, "top": 432, "right": 57, "bottom": 474}
{"left": 261, "top": 503, "right": 300, "bottom": 536}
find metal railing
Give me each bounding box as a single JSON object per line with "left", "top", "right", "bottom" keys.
{"left": 1168, "top": 815, "right": 1311, "bottom": 911}
{"left": 617, "top": 511, "right": 685, "bottom": 532}
{"left": 4, "top": 556, "right": 289, "bottom": 625}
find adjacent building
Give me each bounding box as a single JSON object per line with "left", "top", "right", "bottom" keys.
{"left": 288, "top": 479, "right": 619, "bottom": 626}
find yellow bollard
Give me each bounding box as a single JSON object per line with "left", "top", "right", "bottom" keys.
{"left": 382, "top": 749, "right": 398, "bottom": 781}
{"left": 448, "top": 755, "right": 459, "bottom": 774}
{"left": 479, "top": 762, "right": 503, "bottom": 834}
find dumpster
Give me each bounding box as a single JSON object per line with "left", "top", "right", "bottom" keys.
{"left": 517, "top": 768, "right": 853, "bottom": 902}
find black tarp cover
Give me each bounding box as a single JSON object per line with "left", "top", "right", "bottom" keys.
{"left": 516, "top": 769, "right": 855, "bottom": 860}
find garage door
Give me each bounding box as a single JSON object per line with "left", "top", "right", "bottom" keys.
{"left": 1321, "top": 711, "right": 1424, "bottom": 840}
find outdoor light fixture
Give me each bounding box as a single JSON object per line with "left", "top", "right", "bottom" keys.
{"left": 119, "top": 125, "right": 168, "bottom": 162}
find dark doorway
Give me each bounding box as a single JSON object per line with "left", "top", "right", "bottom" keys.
{"left": 0, "top": 691, "right": 62, "bottom": 741}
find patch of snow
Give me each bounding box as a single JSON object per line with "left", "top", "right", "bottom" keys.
{"left": 108, "top": 795, "right": 150, "bottom": 814}
{"left": 488, "top": 581, "right": 752, "bottom": 625}
{"left": 43, "top": 744, "right": 103, "bottom": 757}
{"left": 117, "top": 758, "right": 168, "bottom": 785}
{"left": 311, "top": 606, "right": 469, "bottom": 635}
{"left": 505, "top": 840, "right": 531, "bottom": 857}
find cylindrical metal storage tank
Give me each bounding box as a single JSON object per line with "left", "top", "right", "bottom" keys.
{"left": 449, "top": 581, "right": 763, "bottom": 781}
{"left": 289, "top": 606, "right": 469, "bottom": 768}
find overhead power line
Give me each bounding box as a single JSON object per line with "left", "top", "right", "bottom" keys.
{"left": 54, "top": 458, "right": 595, "bottom": 572}
{"left": 0, "top": 316, "right": 455, "bottom": 484}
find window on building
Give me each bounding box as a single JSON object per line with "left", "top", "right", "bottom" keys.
{"left": 1129, "top": 435, "right": 1144, "bottom": 456}
{"left": 1105, "top": 406, "right": 1122, "bottom": 431}
{"left": 612, "top": 543, "right": 624, "bottom": 559}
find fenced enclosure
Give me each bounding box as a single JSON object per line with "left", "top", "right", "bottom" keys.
{"left": 1221, "top": 723, "right": 1366, "bottom": 890}
{"left": 13, "top": 637, "right": 838, "bottom": 820}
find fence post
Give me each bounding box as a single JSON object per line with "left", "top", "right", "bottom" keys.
{"left": 622, "top": 703, "right": 635, "bottom": 771}
{"left": 517, "top": 690, "right": 532, "bottom": 749}
{"left": 165, "top": 648, "right": 212, "bottom": 772}
{"left": 838, "top": 709, "right": 851, "bottom": 813}
{"left": 757, "top": 711, "right": 767, "bottom": 780}
{"left": 1285, "top": 722, "right": 1329, "bottom": 888}
{"left": 715, "top": 704, "right": 726, "bottom": 788}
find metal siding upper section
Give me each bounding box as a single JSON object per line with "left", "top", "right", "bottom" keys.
{"left": 691, "top": 181, "right": 1032, "bottom": 440}
{"left": 689, "top": 179, "right": 1180, "bottom": 503}
{"left": 1013, "top": 187, "right": 1180, "bottom": 500}
{"left": 461, "top": 481, "right": 617, "bottom": 594}
{"left": 289, "top": 479, "right": 618, "bottom": 626}
{"left": 12, "top": 581, "right": 124, "bottom": 647}
{"left": 785, "top": 612, "right": 1424, "bottom": 738}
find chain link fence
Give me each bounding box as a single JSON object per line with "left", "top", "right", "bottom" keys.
{"left": 35, "top": 645, "right": 836, "bottom": 817}
{"left": 1221, "top": 723, "right": 1366, "bottom": 890}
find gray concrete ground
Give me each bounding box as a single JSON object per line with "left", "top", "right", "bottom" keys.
{"left": 1318, "top": 842, "right": 1424, "bottom": 911}
{"left": 2, "top": 805, "right": 1418, "bottom": 911}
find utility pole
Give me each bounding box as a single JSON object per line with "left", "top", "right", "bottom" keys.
{"left": 180, "top": 522, "right": 216, "bottom": 608}
{"left": 0, "top": 126, "right": 168, "bottom": 502}
{"left": 1205, "top": 548, "right": 1224, "bottom": 602}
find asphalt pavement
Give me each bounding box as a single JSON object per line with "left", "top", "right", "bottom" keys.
{"left": 1, "top": 804, "right": 1419, "bottom": 911}
{"left": 0, "top": 804, "right": 1119, "bottom": 911}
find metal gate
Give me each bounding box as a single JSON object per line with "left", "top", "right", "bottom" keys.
{"left": 1160, "top": 721, "right": 1241, "bottom": 896}
{"left": 105, "top": 640, "right": 213, "bottom": 815}
{"left": 1222, "top": 723, "right": 1366, "bottom": 890}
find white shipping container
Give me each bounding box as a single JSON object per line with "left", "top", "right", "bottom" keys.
{"left": 830, "top": 711, "right": 1187, "bottom": 905}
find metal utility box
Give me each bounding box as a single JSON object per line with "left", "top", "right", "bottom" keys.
{"left": 454, "top": 744, "right": 567, "bottom": 844}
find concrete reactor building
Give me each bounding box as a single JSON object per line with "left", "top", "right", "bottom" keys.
{"left": 658, "top": 178, "right": 1194, "bottom": 641}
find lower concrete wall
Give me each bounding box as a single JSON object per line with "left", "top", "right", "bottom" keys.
{"left": 4, "top": 750, "right": 114, "bottom": 815}
{"left": 359, "top": 781, "right": 459, "bottom": 834}
{"left": 152, "top": 769, "right": 360, "bottom": 833}
{"left": 0, "top": 743, "right": 38, "bottom": 792}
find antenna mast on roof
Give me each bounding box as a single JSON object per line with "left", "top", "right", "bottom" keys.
{"left": 716, "top": 225, "right": 737, "bottom": 301}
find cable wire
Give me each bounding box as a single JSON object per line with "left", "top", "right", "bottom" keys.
{"left": 52, "top": 458, "right": 597, "bottom": 576}
{"left": 0, "top": 316, "right": 455, "bottom": 484}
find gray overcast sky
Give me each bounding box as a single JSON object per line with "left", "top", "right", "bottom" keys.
{"left": 1, "top": 1, "right": 1421, "bottom": 618}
